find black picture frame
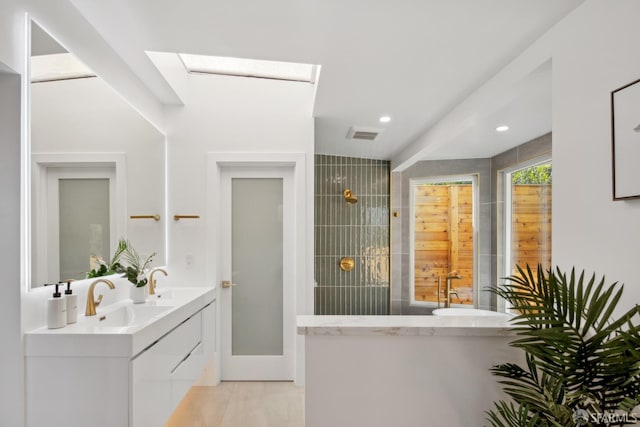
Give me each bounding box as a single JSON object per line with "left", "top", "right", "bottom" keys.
{"left": 611, "top": 77, "right": 640, "bottom": 200}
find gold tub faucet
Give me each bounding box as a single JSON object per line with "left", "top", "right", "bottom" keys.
{"left": 444, "top": 272, "right": 462, "bottom": 308}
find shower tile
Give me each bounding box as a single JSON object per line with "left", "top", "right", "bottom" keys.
{"left": 314, "top": 154, "right": 391, "bottom": 315}
{"left": 479, "top": 203, "right": 492, "bottom": 256}
{"left": 517, "top": 132, "right": 551, "bottom": 162}
{"left": 492, "top": 147, "right": 518, "bottom": 171}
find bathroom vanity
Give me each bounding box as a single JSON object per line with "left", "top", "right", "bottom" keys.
{"left": 25, "top": 287, "right": 215, "bottom": 427}
{"left": 298, "top": 314, "right": 523, "bottom": 427}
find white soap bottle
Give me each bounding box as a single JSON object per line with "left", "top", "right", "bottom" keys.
{"left": 47, "top": 283, "right": 67, "bottom": 329}
{"left": 63, "top": 281, "right": 78, "bottom": 324}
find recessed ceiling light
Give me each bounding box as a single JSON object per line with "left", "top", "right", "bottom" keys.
{"left": 496, "top": 125, "right": 509, "bottom": 132}
{"left": 379, "top": 115, "right": 391, "bottom": 123}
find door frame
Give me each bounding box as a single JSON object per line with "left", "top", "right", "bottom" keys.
{"left": 206, "top": 153, "right": 310, "bottom": 384}
{"left": 219, "top": 167, "right": 293, "bottom": 380}
{"left": 31, "top": 153, "right": 126, "bottom": 287}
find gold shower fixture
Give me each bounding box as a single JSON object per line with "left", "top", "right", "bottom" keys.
{"left": 343, "top": 189, "right": 358, "bottom": 204}
{"left": 340, "top": 257, "right": 355, "bottom": 272}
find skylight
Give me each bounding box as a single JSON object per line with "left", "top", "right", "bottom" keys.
{"left": 179, "top": 53, "right": 317, "bottom": 83}
{"left": 31, "top": 53, "right": 96, "bottom": 83}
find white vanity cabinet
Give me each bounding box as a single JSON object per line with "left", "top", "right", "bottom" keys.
{"left": 132, "top": 302, "right": 215, "bottom": 426}
{"left": 25, "top": 287, "right": 215, "bottom": 427}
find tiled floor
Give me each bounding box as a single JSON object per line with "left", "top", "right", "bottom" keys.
{"left": 166, "top": 382, "right": 305, "bottom": 427}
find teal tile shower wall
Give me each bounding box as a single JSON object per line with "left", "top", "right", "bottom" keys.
{"left": 314, "top": 154, "right": 390, "bottom": 315}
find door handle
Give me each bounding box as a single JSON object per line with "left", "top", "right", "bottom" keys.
{"left": 221, "top": 280, "right": 237, "bottom": 288}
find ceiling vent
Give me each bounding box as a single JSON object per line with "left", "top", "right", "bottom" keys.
{"left": 346, "top": 126, "right": 384, "bottom": 141}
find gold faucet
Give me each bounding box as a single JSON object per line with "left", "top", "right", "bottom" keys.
{"left": 148, "top": 268, "right": 167, "bottom": 295}
{"left": 444, "top": 272, "right": 462, "bottom": 308}
{"left": 85, "top": 279, "right": 115, "bottom": 316}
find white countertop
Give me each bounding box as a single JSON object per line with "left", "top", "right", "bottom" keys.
{"left": 297, "top": 314, "right": 516, "bottom": 337}
{"left": 26, "top": 287, "right": 216, "bottom": 358}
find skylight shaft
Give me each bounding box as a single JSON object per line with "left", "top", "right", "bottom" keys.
{"left": 30, "top": 53, "right": 96, "bottom": 83}
{"left": 179, "top": 53, "right": 316, "bottom": 83}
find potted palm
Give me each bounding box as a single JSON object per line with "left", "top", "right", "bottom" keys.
{"left": 487, "top": 265, "right": 640, "bottom": 426}
{"left": 118, "top": 238, "right": 155, "bottom": 303}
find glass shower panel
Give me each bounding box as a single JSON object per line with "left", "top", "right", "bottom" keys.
{"left": 231, "top": 178, "right": 284, "bottom": 356}
{"left": 58, "top": 178, "right": 110, "bottom": 281}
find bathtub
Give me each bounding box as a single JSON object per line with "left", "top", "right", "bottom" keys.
{"left": 432, "top": 307, "right": 513, "bottom": 319}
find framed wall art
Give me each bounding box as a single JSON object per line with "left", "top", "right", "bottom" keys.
{"left": 611, "top": 77, "right": 640, "bottom": 200}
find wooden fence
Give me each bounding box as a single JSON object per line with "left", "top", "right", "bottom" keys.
{"left": 413, "top": 184, "right": 551, "bottom": 304}
{"left": 509, "top": 184, "right": 552, "bottom": 276}
{"left": 414, "top": 184, "right": 473, "bottom": 304}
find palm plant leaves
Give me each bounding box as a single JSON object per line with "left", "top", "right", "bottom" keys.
{"left": 117, "top": 238, "right": 156, "bottom": 287}
{"left": 487, "top": 400, "right": 559, "bottom": 427}
{"left": 487, "top": 265, "right": 640, "bottom": 426}
{"left": 109, "top": 238, "right": 128, "bottom": 272}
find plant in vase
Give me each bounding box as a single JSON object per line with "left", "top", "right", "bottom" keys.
{"left": 86, "top": 239, "right": 128, "bottom": 278}
{"left": 118, "top": 238, "right": 156, "bottom": 303}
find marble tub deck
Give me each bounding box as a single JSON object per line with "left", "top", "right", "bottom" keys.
{"left": 297, "top": 314, "right": 516, "bottom": 337}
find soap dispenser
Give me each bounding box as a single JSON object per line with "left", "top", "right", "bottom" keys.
{"left": 63, "top": 281, "right": 78, "bottom": 324}
{"left": 47, "top": 283, "right": 67, "bottom": 329}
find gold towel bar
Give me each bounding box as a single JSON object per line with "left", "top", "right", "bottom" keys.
{"left": 174, "top": 215, "right": 200, "bottom": 221}
{"left": 130, "top": 214, "right": 161, "bottom": 221}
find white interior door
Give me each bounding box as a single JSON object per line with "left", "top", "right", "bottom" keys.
{"left": 220, "top": 166, "right": 294, "bottom": 380}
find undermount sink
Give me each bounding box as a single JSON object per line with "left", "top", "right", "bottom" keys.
{"left": 151, "top": 288, "right": 194, "bottom": 300}
{"left": 91, "top": 304, "right": 171, "bottom": 327}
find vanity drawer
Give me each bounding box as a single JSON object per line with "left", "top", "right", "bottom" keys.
{"left": 170, "top": 341, "right": 204, "bottom": 411}
{"left": 158, "top": 311, "right": 202, "bottom": 368}
{"left": 131, "top": 311, "right": 202, "bottom": 427}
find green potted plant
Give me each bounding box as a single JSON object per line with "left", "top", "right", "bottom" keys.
{"left": 487, "top": 265, "right": 640, "bottom": 427}
{"left": 86, "top": 239, "right": 128, "bottom": 278}
{"left": 118, "top": 238, "right": 156, "bottom": 303}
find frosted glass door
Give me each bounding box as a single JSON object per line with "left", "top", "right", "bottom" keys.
{"left": 59, "top": 178, "right": 110, "bottom": 281}
{"left": 219, "top": 166, "right": 294, "bottom": 381}
{"left": 40, "top": 166, "right": 116, "bottom": 286}
{"left": 231, "top": 178, "right": 283, "bottom": 356}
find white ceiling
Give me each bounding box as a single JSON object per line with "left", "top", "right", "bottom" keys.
{"left": 67, "top": 0, "right": 584, "bottom": 162}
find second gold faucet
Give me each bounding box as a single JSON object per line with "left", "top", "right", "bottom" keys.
{"left": 149, "top": 268, "right": 168, "bottom": 295}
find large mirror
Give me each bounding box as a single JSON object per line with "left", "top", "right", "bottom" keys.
{"left": 29, "top": 20, "right": 166, "bottom": 288}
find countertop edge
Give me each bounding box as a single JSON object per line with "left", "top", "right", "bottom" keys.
{"left": 25, "top": 287, "right": 216, "bottom": 358}
{"left": 296, "top": 315, "right": 517, "bottom": 337}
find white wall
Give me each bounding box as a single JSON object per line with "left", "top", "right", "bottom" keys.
{"left": 305, "top": 333, "right": 523, "bottom": 427}
{"left": 0, "top": 67, "right": 24, "bottom": 427}
{"left": 552, "top": 0, "right": 640, "bottom": 316}
{"left": 31, "top": 77, "right": 166, "bottom": 268}
{"left": 0, "top": 4, "right": 25, "bottom": 426}
{"left": 151, "top": 52, "right": 314, "bottom": 284}
{"left": 153, "top": 52, "right": 315, "bottom": 382}
{"left": 0, "top": 3, "right": 168, "bottom": 424}
{"left": 23, "top": 0, "right": 165, "bottom": 130}
{"left": 393, "top": 0, "right": 640, "bottom": 318}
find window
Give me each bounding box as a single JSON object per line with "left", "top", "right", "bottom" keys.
{"left": 410, "top": 175, "right": 477, "bottom": 306}
{"left": 504, "top": 161, "right": 552, "bottom": 279}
